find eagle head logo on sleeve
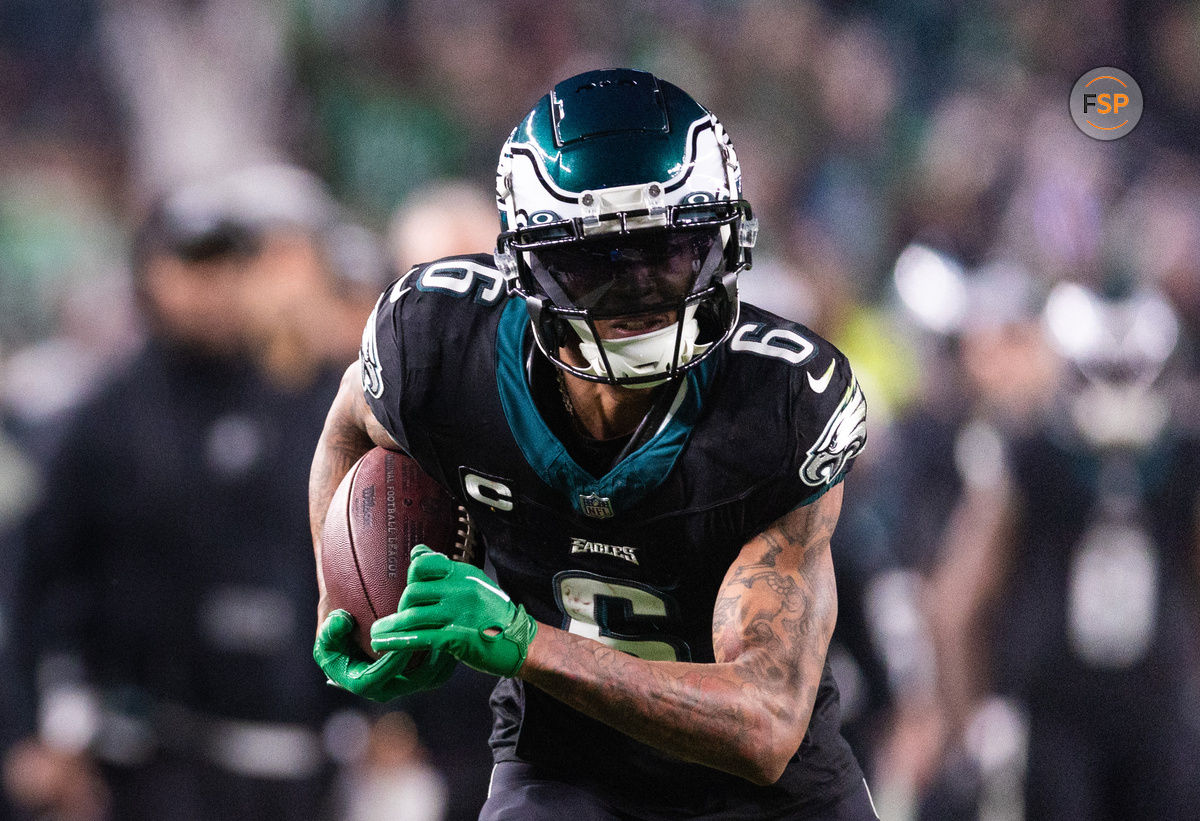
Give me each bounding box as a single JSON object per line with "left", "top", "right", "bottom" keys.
{"left": 359, "top": 300, "right": 385, "bottom": 399}
{"left": 800, "top": 377, "right": 867, "bottom": 487}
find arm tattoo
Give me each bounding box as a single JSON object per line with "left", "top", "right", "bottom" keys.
{"left": 521, "top": 485, "right": 844, "bottom": 782}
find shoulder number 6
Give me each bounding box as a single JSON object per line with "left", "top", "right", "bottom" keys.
{"left": 729, "top": 322, "right": 816, "bottom": 366}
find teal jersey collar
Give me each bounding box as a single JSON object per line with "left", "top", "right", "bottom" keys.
{"left": 495, "top": 298, "right": 715, "bottom": 518}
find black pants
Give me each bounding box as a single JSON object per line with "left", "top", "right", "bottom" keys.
{"left": 479, "top": 761, "right": 879, "bottom": 821}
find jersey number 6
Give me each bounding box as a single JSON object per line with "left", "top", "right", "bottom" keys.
{"left": 553, "top": 571, "right": 690, "bottom": 662}
{"left": 729, "top": 322, "right": 816, "bottom": 366}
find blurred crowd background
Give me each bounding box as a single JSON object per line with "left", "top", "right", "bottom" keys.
{"left": 0, "top": 1, "right": 1198, "bottom": 819}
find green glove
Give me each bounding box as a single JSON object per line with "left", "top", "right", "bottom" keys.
{"left": 313, "top": 609, "right": 456, "bottom": 702}
{"left": 371, "top": 545, "right": 538, "bottom": 677}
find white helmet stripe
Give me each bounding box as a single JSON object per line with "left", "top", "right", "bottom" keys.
{"left": 507, "top": 115, "right": 724, "bottom": 210}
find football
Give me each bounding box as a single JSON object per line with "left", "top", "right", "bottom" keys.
{"left": 320, "top": 447, "right": 461, "bottom": 658}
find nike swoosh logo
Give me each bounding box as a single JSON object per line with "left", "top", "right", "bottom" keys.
{"left": 469, "top": 575, "right": 511, "bottom": 602}
{"left": 807, "top": 361, "right": 836, "bottom": 393}
{"left": 389, "top": 286, "right": 412, "bottom": 303}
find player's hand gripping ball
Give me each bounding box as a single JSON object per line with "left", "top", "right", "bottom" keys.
{"left": 314, "top": 448, "right": 462, "bottom": 700}
{"left": 313, "top": 610, "right": 456, "bottom": 702}
{"left": 318, "top": 447, "right": 460, "bottom": 656}
{"left": 371, "top": 546, "right": 538, "bottom": 677}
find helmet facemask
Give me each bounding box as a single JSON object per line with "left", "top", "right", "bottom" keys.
{"left": 500, "top": 200, "right": 752, "bottom": 386}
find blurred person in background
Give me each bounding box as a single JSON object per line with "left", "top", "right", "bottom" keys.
{"left": 922, "top": 279, "right": 1200, "bottom": 820}
{"left": 859, "top": 250, "right": 1058, "bottom": 820}
{"left": 2, "top": 165, "right": 390, "bottom": 821}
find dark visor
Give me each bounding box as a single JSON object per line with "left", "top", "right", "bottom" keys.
{"left": 527, "top": 227, "right": 724, "bottom": 314}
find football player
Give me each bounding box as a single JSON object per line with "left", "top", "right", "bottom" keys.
{"left": 310, "top": 69, "right": 875, "bottom": 820}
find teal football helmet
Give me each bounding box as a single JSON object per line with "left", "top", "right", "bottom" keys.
{"left": 495, "top": 68, "right": 757, "bottom": 387}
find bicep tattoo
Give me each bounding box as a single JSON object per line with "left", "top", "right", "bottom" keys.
{"left": 712, "top": 486, "right": 842, "bottom": 693}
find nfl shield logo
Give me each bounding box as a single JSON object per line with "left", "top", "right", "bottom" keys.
{"left": 579, "top": 492, "right": 615, "bottom": 520}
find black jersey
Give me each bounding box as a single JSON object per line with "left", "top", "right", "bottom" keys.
{"left": 361, "top": 254, "right": 868, "bottom": 818}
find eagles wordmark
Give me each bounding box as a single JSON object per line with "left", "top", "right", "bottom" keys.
{"left": 570, "top": 538, "right": 639, "bottom": 565}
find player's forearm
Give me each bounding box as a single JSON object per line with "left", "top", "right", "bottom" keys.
{"left": 519, "top": 625, "right": 815, "bottom": 786}
{"left": 309, "top": 414, "right": 373, "bottom": 546}
{"left": 519, "top": 493, "right": 842, "bottom": 785}
{"left": 309, "top": 365, "right": 377, "bottom": 620}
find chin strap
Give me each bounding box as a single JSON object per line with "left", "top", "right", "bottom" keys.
{"left": 566, "top": 305, "right": 708, "bottom": 387}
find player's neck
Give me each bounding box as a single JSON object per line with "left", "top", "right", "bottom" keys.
{"left": 557, "top": 369, "right": 657, "bottom": 440}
